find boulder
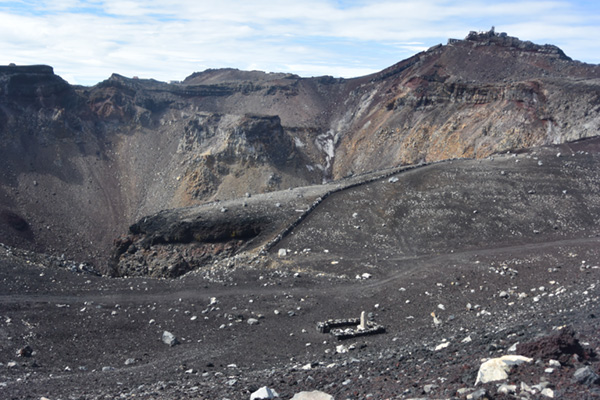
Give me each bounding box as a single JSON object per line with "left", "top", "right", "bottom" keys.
{"left": 290, "top": 391, "right": 334, "bottom": 400}
{"left": 516, "top": 326, "right": 586, "bottom": 364}
{"left": 250, "top": 386, "right": 279, "bottom": 399}
{"left": 162, "top": 331, "right": 178, "bottom": 346}
{"left": 475, "top": 355, "right": 533, "bottom": 384}
{"left": 573, "top": 366, "right": 600, "bottom": 385}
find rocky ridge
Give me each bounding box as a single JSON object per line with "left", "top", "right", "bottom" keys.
{"left": 0, "top": 30, "right": 599, "bottom": 272}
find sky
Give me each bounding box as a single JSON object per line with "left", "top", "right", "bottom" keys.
{"left": 0, "top": 0, "right": 599, "bottom": 86}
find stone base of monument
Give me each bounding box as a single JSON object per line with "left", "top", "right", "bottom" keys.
{"left": 316, "top": 313, "right": 385, "bottom": 340}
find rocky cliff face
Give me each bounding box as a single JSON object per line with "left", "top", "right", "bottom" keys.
{"left": 0, "top": 31, "right": 599, "bottom": 271}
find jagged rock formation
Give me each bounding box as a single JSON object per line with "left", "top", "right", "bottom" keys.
{"left": 0, "top": 30, "right": 599, "bottom": 271}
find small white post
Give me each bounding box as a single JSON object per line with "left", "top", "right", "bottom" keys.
{"left": 359, "top": 311, "right": 367, "bottom": 330}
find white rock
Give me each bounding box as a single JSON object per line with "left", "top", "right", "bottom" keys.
{"left": 549, "top": 359, "right": 561, "bottom": 367}
{"left": 162, "top": 331, "right": 178, "bottom": 346}
{"left": 336, "top": 345, "right": 349, "bottom": 354}
{"left": 497, "top": 384, "right": 516, "bottom": 394}
{"left": 475, "top": 355, "right": 533, "bottom": 385}
{"left": 437, "top": 304, "right": 446, "bottom": 310}
{"left": 278, "top": 249, "right": 287, "bottom": 257}
{"left": 361, "top": 273, "right": 372, "bottom": 279}
{"left": 247, "top": 318, "right": 259, "bottom": 325}
{"left": 461, "top": 336, "right": 472, "bottom": 343}
{"left": 250, "top": 386, "right": 279, "bottom": 399}
{"left": 541, "top": 388, "right": 555, "bottom": 398}
{"left": 290, "top": 390, "right": 334, "bottom": 400}
{"left": 435, "top": 342, "right": 450, "bottom": 351}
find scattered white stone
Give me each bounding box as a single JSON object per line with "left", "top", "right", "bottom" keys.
{"left": 549, "top": 359, "right": 561, "bottom": 367}
{"left": 435, "top": 342, "right": 450, "bottom": 351}
{"left": 336, "top": 344, "right": 349, "bottom": 354}
{"left": 497, "top": 384, "right": 516, "bottom": 394}
{"left": 475, "top": 355, "right": 533, "bottom": 385}
{"left": 541, "top": 388, "right": 555, "bottom": 398}
{"left": 250, "top": 386, "right": 279, "bottom": 399}
{"left": 162, "top": 331, "right": 178, "bottom": 346}
{"left": 467, "top": 388, "right": 488, "bottom": 400}
{"left": 431, "top": 312, "right": 442, "bottom": 327}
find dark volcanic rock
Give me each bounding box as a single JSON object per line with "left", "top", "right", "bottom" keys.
{"left": 516, "top": 327, "right": 591, "bottom": 365}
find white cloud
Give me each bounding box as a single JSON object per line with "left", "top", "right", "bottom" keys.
{"left": 0, "top": 0, "right": 598, "bottom": 85}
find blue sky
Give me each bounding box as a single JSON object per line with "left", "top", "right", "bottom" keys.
{"left": 1, "top": 0, "right": 599, "bottom": 85}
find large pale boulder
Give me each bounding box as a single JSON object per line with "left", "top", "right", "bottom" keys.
{"left": 250, "top": 386, "right": 279, "bottom": 399}
{"left": 475, "top": 355, "right": 533, "bottom": 385}
{"left": 290, "top": 390, "right": 334, "bottom": 400}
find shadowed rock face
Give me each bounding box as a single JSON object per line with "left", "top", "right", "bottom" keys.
{"left": 0, "top": 30, "right": 599, "bottom": 272}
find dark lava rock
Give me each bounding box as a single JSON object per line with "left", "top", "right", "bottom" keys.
{"left": 17, "top": 345, "right": 33, "bottom": 357}
{"left": 516, "top": 327, "right": 590, "bottom": 365}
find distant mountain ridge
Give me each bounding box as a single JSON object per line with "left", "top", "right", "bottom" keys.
{"left": 0, "top": 29, "right": 599, "bottom": 271}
